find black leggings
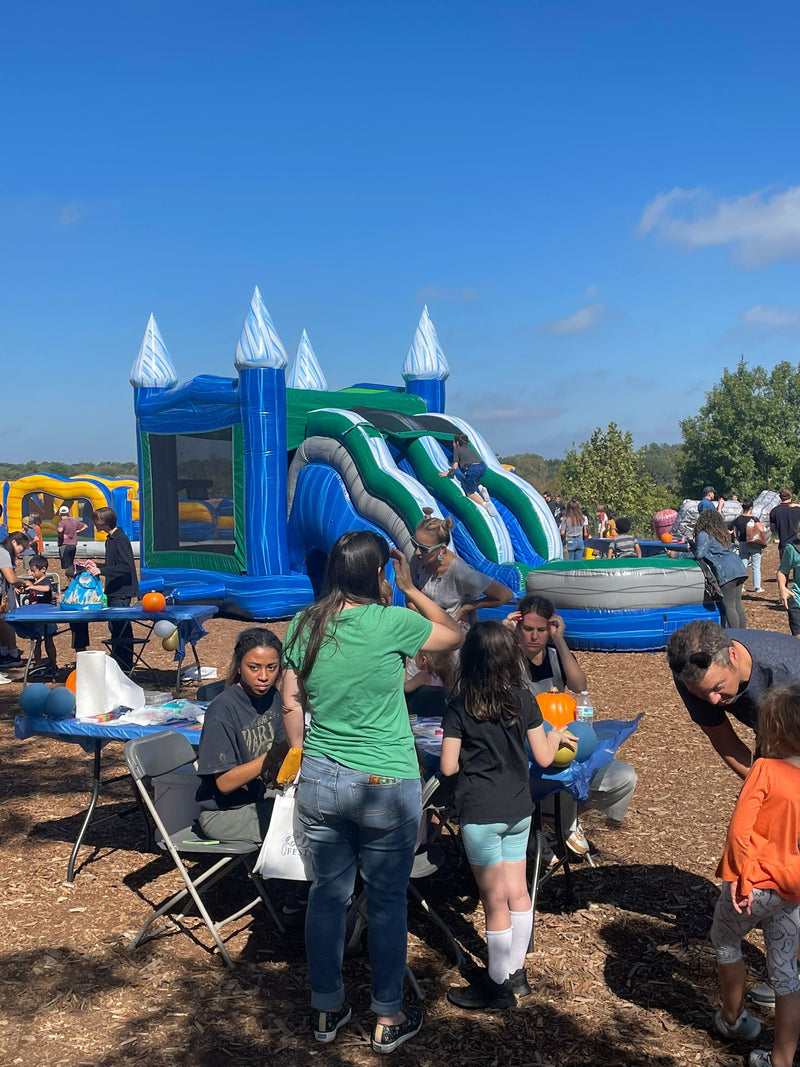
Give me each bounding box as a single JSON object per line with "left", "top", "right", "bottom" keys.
{"left": 719, "top": 579, "right": 747, "bottom": 629}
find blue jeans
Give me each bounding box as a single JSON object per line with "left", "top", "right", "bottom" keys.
{"left": 566, "top": 536, "right": 584, "bottom": 560}
{"left": 297, "top": 753, "right": 422, "bottom": 1014}
{"left": 458, "top": 461, "right": 486, "bottom": 496}
{"left": 738, "top": 542, "right": 763, "bottom": 590}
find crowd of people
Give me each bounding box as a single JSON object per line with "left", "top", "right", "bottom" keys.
{"left": 7, "top": 473, "right": 800, "bottom": 1063}
{"left": 0, "top": 505, "right": 137, "bottom": 685}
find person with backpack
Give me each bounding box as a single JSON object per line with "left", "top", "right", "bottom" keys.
{"left": 733, "top": 502, "right": 768, "bottom": 594}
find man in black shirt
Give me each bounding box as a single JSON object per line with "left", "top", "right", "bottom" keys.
{"left": 770, "top": 487, "right": 800, "bottom": 556}
{"left": 668, "top": 619, "right": 800, "bottom": 1006}
{"left": 86, "top": 506, "right": 139, "bottom": 671}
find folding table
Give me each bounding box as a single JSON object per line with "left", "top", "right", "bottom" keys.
{"left": 15, "top": 713, "right": 204, "bottom": 883}
{"left": 6, "top": 603, "right": 218, "bottom": 687}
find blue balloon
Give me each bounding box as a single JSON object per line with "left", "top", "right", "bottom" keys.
{"left": 44, "top": 686, "right": 76, "bottom": 720}
{"left": 19, "top": 683, "right": 51, "bottom": 716}
{"left": 565, "top": 720, "right": 598, "bottom": 763}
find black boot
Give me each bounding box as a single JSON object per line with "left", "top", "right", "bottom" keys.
{"left": 447, "top": 971, "right": 516, "bottom": 1010}
{"left": 507, "top": 967, "right": 531, "bottom": 997}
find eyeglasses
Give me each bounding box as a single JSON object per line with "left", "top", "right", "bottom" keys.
{"left": 410, "top": 538, "right": 446, "bottom": 552}
{"left": 670, "top": 651, "right": 713, "bottom": 673}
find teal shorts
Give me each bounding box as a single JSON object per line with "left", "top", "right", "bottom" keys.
{"left": 460, "top": 816, "right": 532, "bottom": 866}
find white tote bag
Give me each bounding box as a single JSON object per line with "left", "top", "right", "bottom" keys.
{"left": 255, "top": 786, "right": 314, "bottom": 881}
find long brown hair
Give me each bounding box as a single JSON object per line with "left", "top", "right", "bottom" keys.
{"left": 695, "top": 509, "right": 730, "bottom": 546}
{"left": 284, "top": 530, "right": 390, "bottom": 684}
{"left": 455, "top": 621, "right": 523, "bottom": 723}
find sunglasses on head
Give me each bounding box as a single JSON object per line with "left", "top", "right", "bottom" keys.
{"left": 410, "top": 538, "right": 446, "bottom": 552}
{"left": 671, "top": 651, "right": 712, "bottom": 673}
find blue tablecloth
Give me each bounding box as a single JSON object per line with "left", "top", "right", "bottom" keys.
{"left": 6, "top": 603, "right": 218, "bottom": 663}
{"left": 15, "top": 712, "right": 204, "bottom": 754}
{"left": 413, "top": 714, "right": 642, "bottom": 803}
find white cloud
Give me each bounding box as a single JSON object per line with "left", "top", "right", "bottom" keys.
{"left": 638, "top": 185, "right": 800, "bottom": 267}
{"left": 58, "top": 200, "right": 89, "bottom": 227}
{"left": 542, "top": 303, "right": 606, "bottom": 336}
{"left": 740, "top": 304, "right": 800, "bottom": 328}
{"left": 414, "top": 284, "right": 478, "bottom": 304}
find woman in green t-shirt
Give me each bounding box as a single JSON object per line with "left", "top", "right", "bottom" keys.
{"left": 282, "top": 530, "right": 462, "bottom": 1053}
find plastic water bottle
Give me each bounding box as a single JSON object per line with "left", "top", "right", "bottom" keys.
{"left": 576, "top": 690, "right": 594, "bottom": 725}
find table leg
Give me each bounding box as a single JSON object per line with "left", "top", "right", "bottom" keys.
{"left": 67, "top": 740, "right": 103, "bottom": 884}
{"left": 22, "top": 638, "right": 36, "bottom": 687}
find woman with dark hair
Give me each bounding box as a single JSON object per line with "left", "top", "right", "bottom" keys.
{"left": 281, "top": 530, "right": 462, "bottom": 1052}
{"left": 693, "top": 510, "right": 748, "bottom": 629}
{"left": 410, "top": 510, "right": 514, "bottom": 627}
{"left": 0, "top": 532, "right": 29, "bottom": 668}
{"left": 195, "top": 627, "right": 285, "bottom": 845}
{"left": 508, "top": 594, "right": 637, "bottom": 857}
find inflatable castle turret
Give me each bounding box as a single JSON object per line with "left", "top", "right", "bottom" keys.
{"left": 402, "top": 305, "right": 449, "bottom": 414}
{"left": 234, "top": 287, "right": 291, "bottom": 577}
{"left": 288, "top": 329, "right": 328, "bottom": 390}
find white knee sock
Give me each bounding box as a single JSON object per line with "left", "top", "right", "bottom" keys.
{"left": 509, "top": 906, "right": 533, "bottom": 972}
{"left": 486, "top": 926, "right": 513, "bottom": 983}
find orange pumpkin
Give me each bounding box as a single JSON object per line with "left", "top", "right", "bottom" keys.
{"left": 535, "top": 689, "right": 577, "bottom": 730}
{"left": 65, "top": 669, "right": 77, "bottom": 694}
{"left": 142, "top": 591, "right": 167, "bottom": 613}
{"left": 660, "top": 532, "right": 674, "bottom": 543}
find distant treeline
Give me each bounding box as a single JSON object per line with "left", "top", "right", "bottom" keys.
{"left": 500, "top": 442, "right": 682, "bottom": 500}
{"left": 0, "top": 460, "right": 138, "bottom": 482}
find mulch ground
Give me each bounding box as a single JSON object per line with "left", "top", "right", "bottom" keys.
{"left": 0, "top": 547, "right": 791, "bottom": 1067}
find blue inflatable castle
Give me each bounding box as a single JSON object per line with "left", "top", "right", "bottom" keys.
{"left": 131, "top": 287, "right": 714, "bottom": 648}
{"left": 131, "top": 287, "right": 560, "bottom": 619}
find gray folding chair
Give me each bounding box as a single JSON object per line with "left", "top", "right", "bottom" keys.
{"left": 124, "top": 730, "right": 284, "bottom": 969}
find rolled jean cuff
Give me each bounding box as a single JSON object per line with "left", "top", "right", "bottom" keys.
{"left": 310, "top": 984, "right": 346, "bottom": 1011}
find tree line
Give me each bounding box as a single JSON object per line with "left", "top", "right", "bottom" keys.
{"left": 502, "top": 357, "right": 799, "bottom": 533}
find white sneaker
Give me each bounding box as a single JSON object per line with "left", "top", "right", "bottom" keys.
{"left": 713, "top": 1009, "right": 761, "bottom": 1041}
{"left": 0, "top": 675, "right": 11, "bottom": 685}
{"left": 565, "top": 823, "right": 590, "bottom": 856}
{"left": 478, "top": 485, "right": 490, "bottom": 502}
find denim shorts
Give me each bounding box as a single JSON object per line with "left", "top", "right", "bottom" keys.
{"left": 460, "top": 816, "right": 532, "bottom": 866}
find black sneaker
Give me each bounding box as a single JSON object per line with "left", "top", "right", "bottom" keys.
{"left": 312, "top": 1002, "right": 351, "bottom": 1043}
{"left": 372, "top": 1006, "right": 423, "bottom": 1053}
{"left": 447, "top": 971, "right": 516, "bottom": 1010}
{"left": 507, "top": 967, "right": 531, "bottom": 997}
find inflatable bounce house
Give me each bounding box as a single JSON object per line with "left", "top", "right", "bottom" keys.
{"left": 1, "top": 475, "right": 140, "bottom": 548}
{"left": 131, "top": 287, "right": 715, "bottom": 649}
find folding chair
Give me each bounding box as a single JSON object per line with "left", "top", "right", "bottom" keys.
{"left": 123, "top": 730, "right": 284, "bottom": 969}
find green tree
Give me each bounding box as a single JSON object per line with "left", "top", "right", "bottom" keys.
{"left": 498, "top": 452, "right": 562, "bottom": 493}
{"left": 641, "top": 442, "right": 683, "bottom": 497}
{"left": 678, "top": 358, "right": 800, "bottom": 500}
{"left": 560, "top": 423, "right": 663, "bottom": 526}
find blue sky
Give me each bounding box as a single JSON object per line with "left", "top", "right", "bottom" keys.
{"left": 3, "top": 1, "right": 800, "bottom": 463}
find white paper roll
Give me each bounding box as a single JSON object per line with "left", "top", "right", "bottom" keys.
{"left": 75, "top": 651, "right": 108, "bottom": 720}
{"left": 75, "top": 651, "right": 146, "bottom": 720}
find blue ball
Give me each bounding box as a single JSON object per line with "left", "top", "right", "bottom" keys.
{"left": 44, "top": 686, "right": 76, "bottom": 720}
{"left": 565, "top": 720, "right": 598, "bottom": 763}
{"left": 19, "top": 683, "right": 51, "bottom": 716}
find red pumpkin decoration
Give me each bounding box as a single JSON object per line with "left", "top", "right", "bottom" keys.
{"left": 535, "top": 689, "right": 577, "bottom": 730}
{"left": 660, "top": 532, "right": 674, "bottom": 543}
{"left": 142, "top": 591, "right": 167, "bottom": 613}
